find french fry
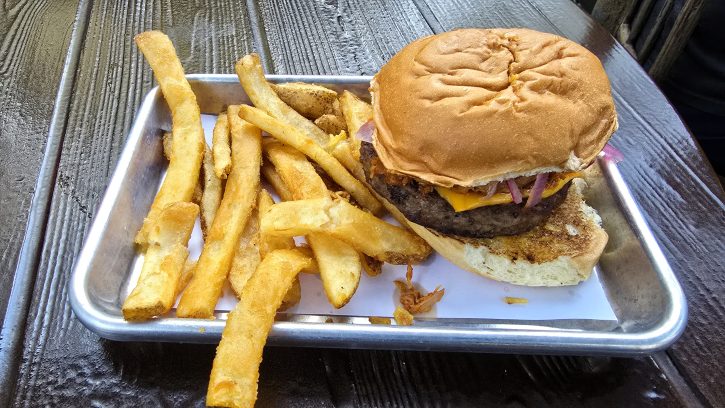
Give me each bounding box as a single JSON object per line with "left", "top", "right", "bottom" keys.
{"left": 339, "top": 90, "right": 372, "bottom": 141}
{"left": 200, "top": 143, "right": 223, "bottom": 237}
{"left": 279, "top": 277, "right": 302, "bottom": 311}
{"left": 314, "top": 113, "right": 347, "bottom": 135}
{"left": 177, "top": 105, "right": 261, "bottom": 318}
{"left": 236, "top": 54, "right": 361, "bottom": 183}
{"left": 227, "top": 195, "right": 261, "bottom": 298}
{"left": 207, "top": 249, "right": 314, "bottom": 408}
{"left": 261, "top": 162, "right": 293, "bottom": 201}
{"left": 361, "top": 254, "right": 383, "bottom": 277}
{"left": 238, "top": 105, "right": 382, "bottom": 214}
{"left": 176, "top": 259, "right": 197, "bottom": 296}
{"left": 122, "top": 202, "right": 198, "bottom": 321}
{"left": 162, "top": 131, "right": 173, "bottom": 160}
{"left": 261, "top": 196, "right": 432, "bottom": 264}
{"left": 265, "top": 141, "right": 361, "bottom": 308}
{"left": 162, "top": 131, "right": 204, "bottom": 208}
{"left": 257, "top": 189, "right": 295, "bottom": 257}
{"left": 212, "top": 113, "right": 232, "bottom": 179}
{"left": 271, "top": 82, "right": 339, "bottom": 120}
{"left": 134, "top": 31, "right": 205, "bottom": 245}
{"left": 236, "top": 54, "right": 330, "bottom": 146}
{"left": 227, "top": 189, "right": 298, "bottom": 302}
{"left": 336, "top": 90, "right": 373, "bottom": 178}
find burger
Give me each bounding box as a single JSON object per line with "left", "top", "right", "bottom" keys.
{"left": 359, "top": 28, "right": 617, "bottom": 286}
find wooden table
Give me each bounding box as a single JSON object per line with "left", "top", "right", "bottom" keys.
{"left": 1, "top": 0, "right": 723, "bottom": 406}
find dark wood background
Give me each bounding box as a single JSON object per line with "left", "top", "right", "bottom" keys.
{"left": 1, "top": 0, "right": 723, "bottom": 407}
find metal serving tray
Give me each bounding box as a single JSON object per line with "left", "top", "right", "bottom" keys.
{"left": 69, "top": 74, "right": 687, "bottom": 355}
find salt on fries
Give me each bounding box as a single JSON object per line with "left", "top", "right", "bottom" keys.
{"left": 238, "top": 105, "right": 382, "bottom": 214}
{"left": 207, "top": 249, "right": 314, "bottom": 408}
{"left": 177, "top": 105, "right": 262, "bottom": 318}
{"left": 261, "top": 196, "right": 431, "bottom": 264}
{"left": 134, "top": 31, "right": 204, "bottom": 245}
{"left": 122, "top": 202, "right": 198, "bottom": 320}
{"left": 266, "top": 141, "right": 362, "bottom": 308}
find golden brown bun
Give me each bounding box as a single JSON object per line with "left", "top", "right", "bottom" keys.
{"left": 371, "top": 28, "right": 618, "bottom": 187}
{"left": 375, "top": 179, "right": 608, "bottom": 286}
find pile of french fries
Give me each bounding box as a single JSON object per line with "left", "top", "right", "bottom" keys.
{"left": 121, "top": 31, "right": 432, "bottom": 407}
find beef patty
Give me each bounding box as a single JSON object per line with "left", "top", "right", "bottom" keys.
{"left": 360, "top": 142, "right": 570, "bottom": 238}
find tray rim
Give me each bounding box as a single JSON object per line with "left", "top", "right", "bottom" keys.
{"left": 69, "top": 74, "right": 687, "bottom": 355}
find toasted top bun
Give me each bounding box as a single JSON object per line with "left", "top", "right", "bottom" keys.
{"left": 370, "top": 28, "right": 618, "bottom": 187}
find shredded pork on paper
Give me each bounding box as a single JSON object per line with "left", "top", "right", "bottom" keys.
{"left": 394, "top": 264, "right": 445, "bottom": 314}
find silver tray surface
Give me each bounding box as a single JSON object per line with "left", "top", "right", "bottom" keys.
{"left": 69, "top": 74, "right": 687, "bottom": 355}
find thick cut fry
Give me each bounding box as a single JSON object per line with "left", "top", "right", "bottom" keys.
{"left": 236, "top": 54, "right": 330, "bottom": 146}
{"left": 123, "top": 202, "right": 198, "bottom": 321}
{"left": 213, "top": 113, "right": 232, "bottom": 179}
{"left": 271, "top": 82, "right": 339, "bottom": 120}
{"left": 257, "top": 189, "right": 295, "bottom": 257}
{"left": 261, "top": 197, "right": 432, "bottom": 264}
{"left": 238, "top": 105, "right": 382, "bottom": 214}
{"left": 229, "top": 189, "right": 300, "bottom": 306}
{"left": 339, "top": 90, "right": 372, "bottom": 140}
{"left": 314, "top": 113, "right": 347, "bottom": 135}
{"left": 261, "top": 162, "right": 293, "bottom": 201}
{"left": 207, "top": 249, "right": 314, "bottom": 408}
{"left": 135, "top": 31, "right": 204, "bottom": 245}
{"left": 361, "top": 254, "right": 383, "bottom": 277}
{"left": 307, "top": 233, "right": 360, "bottom": 307}
{"left": 177, "top": 105, "right": 261, "bottom": 318}
{"left": 162, "top": 131, "right": 208, "bottom": 209}
{"left": 235, "top": 54, "right": 359, "bottom": 178}
{"left": 227, "top": 197, "right": 261, "bottom": 298}
{"left": 176, "top": 259, "right": 197, "bottom": 296}
{"left": 162, "top": 131, "right": 173, "bottom": 160}
{"left": 264, "top": 141, "right": 328, "bottom": 199}
{"left": 336, "top": 90, "right": 372, "bottom": 177}
{"left": 265, "top": 141, "right": 361, "bottom": 307}
{"left": 200, "top": 143, "right": 223, "bottom": 237}
{"left": 332, "top": 140, "right": 365, "bottom": 180}
{"left": 279, "top": 277, "right": 301, "bottom": 311}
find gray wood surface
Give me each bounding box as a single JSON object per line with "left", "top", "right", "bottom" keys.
{"left": 0, "top": 0, "right": 79, "bottom": 322}
{"left": 2, "top": 0, "right": 723, "bottom": 406}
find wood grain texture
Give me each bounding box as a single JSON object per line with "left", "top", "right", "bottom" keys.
{"left": 9, "top": 0, "right": 261, "bottom": 405}
{"left": 255, "top": 0, "right": 433, "bottom": 75}
{"left": 324, "top": 350, "right": 683, "bottom": 407}
{"left": 0, "top": 0, "right": 78, "bottom": 323}
{"left": 418, "top": 0, "right": 725, "bottom": 405}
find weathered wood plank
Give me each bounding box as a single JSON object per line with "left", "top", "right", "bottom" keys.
{"left": 0, "top": 0, "right": 78, "bottom": 324}
{"left": 256, "top": 0, "right": 433, "bottom": 75}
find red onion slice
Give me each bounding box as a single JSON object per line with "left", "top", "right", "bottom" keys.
{"left": 602, "top": 143, "right": 624, "bottom": 163}
{"left": 356, "top": 120, "right": 375, "bottom": 143}
{"left": 525, "top": 173, "right": 549, "bottom": 208}
{"left": 485, "top": 182, "right": 498, "bottom": 199}
{"left": 506, "top": 179, "right": 523, "bottom": 204}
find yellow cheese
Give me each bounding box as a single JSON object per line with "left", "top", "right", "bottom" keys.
{"left": 436, "top": 172, "right": 581, "bottom": 212}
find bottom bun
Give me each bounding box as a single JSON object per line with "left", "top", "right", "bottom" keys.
{"left": 375, "top": 179, "right": 608, "bottom": 286}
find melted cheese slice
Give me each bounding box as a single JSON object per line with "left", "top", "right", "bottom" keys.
{"left": 436, "top": 172, "right": 582, "bottom": 212}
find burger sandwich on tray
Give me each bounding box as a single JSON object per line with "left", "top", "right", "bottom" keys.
{"left": 359, "top": 28, "right": 618, "bottom": 286}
